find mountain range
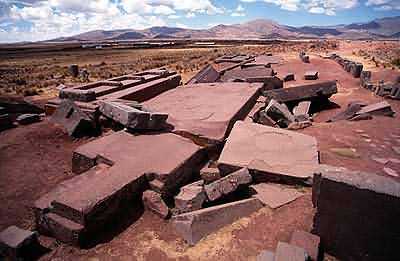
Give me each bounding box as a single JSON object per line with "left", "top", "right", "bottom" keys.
{"left": 53, "top": 16, "right": 400, "bottom": 42}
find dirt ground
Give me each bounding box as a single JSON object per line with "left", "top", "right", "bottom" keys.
{"left": 0, "top": 40, "right": 399, "bottom": 261}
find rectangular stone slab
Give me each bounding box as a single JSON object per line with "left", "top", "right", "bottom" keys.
{"left": 172, "top": 198, "right": 263, "bottom": 245}
{"left": 250, "top": 183, "right": 303, "bottom": 209}
{"left": 218, "top": 121, "right": 319, "bottom": 183}
{"left": 312, "top": 168, "right": 400, "bottom": 261}
{"left": 143, "top": 83, "right": 262, "bottom": 144}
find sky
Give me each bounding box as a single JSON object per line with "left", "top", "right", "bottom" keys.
{"left": 0, "top": 0, "right": 399, "bottom": 43}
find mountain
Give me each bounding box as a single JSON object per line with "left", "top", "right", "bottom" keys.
{"left": 49, "top": 16, "right": 400, "bottom": 42}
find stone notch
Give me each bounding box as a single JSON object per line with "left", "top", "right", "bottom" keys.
{"left": 143, "top": 82, "right": 262, "bottom": 145}
{"left": 312, "top": 167, "right": 400, "bottom": 261}
{"left": 99, "top": 100, "right": 168, "bottom": 130}
{"left": 264, "top": 81, "right": 337, "bottom": 105}
{"left": 204, "top": 168, "right": 252, "bottom": 201}
{"left": 172, "top": 198, "right": 263, "bottom": 246}
{"left": 218, "top": 121, "right": 319, "bottom": 184}
{"left": 51, "top": 100, "right": 96, "bottom": 137}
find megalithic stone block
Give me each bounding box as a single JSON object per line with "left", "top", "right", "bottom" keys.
{"left": 312, "top": 167, "right": 400, "bottom": 261}
{"left": 350, "top": 63, "right": 363, "bottom": 78}
{"left": 355, "top": 101, "right": 395, "bottom": 117}
{"left": 264, "top": 99, "right": 295, "bottom": 128}
{"left": 172, "top": 198, "right": 263, "bottom": 246}
{"left": 59, "top": 89, "right": 96, "bottom": 102}
{"left": 304, "top": 71, "right": 319, "bottom": 80}
{"left": 360, "top": 71, "right": 372, "bottom": 88}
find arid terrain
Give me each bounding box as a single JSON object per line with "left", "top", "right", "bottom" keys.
{"left": 1, "top": 40, "right": 400, "bottom": 261}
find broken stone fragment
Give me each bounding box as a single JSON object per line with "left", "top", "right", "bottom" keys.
{"left": 287, "top": 120, "right": 312, "bottom": 130}
{"left": 142, "top": 190, "right": 169, "bottom": 219}
{"left": 356, "top": 101, "right": 395, "bottom": 117}
{"left": 264, "top": 99, "right": 295, "bottom": 128}
{"left": 16, "top": 114, "right": 41, "bottom": 125}
{"left": 327, "top": 101, "right": 367, "bottom": 122}
{"left": 174, "top": 181, "right": 206, "bottom": 214}
{"left": 304, "top": 71, "right": 318, "bottom": 80}
{"left": 275, "top": 242, "right": 308, "bottom": 261}
{"left": 0, "top": 226, "right": 39, "bottom": 260}
{"left": 250, "top": 183, "right": 303, "bottom": 209}
{"left": 200, "top": 167, "right": 221, "bottom": 184}
{"left": 172, "top": 198, "right": 263, "bottom": 246}
{"left": 290, "top": 230, "right": 321, "bottom": 261}
{"left": 293, "top": 101, "right": 311, "bottom": 122}
{"left": 283, "top": 73, "right": 295, "bottom": 82}
{"left": 204, "top": 168, "right": 252, "bottom": 201}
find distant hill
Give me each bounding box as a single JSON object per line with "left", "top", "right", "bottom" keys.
{"left": 50, "top": 16, "right": 400, "bottom": 42}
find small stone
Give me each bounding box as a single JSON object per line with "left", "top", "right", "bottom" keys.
{"left": 283, "top": 73, "right": 295, "bottom": 82}
{"left": 304, "top": 71, "right": 318, "bottom": 80}
{"left": 383, "top": 167, "right": 399, "bottom": 177}
{"left": 142, "top": 190, "right": 169, "bottom": 219}
{"left": 174, "top": 181, "right": 206, "bottom": 214}
{"left": 204, "top": 168, "right": 252, "bottom": 201}
{"left": 200, "top": 167, "right": 221, "bottom": 184}
{"left": 355, "top": 129, "right": 365, "bottom": 133}
{"left": 330, "top": 148, "right": 360, "bottom": 158}
{"left": 364, "top": 139, "right": 372, "bottom": 143}
{"left": 0, "top": 226, "right": 38, "bottom": 260}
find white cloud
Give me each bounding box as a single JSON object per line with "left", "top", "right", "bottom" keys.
{"left": 240, "top": 0, "right": 358, "bottom": 14}
{"left": 366, "top": 0, "right": 400, "bottom": 10}
{"left": 231, "top": 4, "right": 246, "bottom": 16}
{"left": 186, "top": 12, "right": 196, "bottom": 18}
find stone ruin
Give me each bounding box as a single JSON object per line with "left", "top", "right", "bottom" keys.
{"left": 1, "top": 52, "right": 399, "bottom": 261}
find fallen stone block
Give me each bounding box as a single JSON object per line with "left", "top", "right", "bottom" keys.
{"left": 349, "top": 113, "right": 372, "bottom": 121}
{"left": 360, "top": 71, "right": 372, "bottom": 88}
{"left": 218, "top": 121, "right": 319, "bottom": 185}
{"left": 304, "top": 71, "right": 318, "bottom": 80}
{"left": 200, "top": 167, "right": 221, "bottom": 184}
{"left": 16, "top": 113, "right": 41, "bottom": 125}
{"left": 174, "top": 181, "right": 206, "bottom": 214}
{"left": 51, "top": 100, "right": 95, "bottom": 137}
{"left": 275, "top": 241, "right": 308, "bottom": 261}
{"left": 327, "top": 101, "right": 367, "bottom": 122}
{"left": 312, "top": 168, "right": 400, "bottom": 260}
{"left": 350, "top": 63, "right": 363, "bottom": 78}
{"left": 172, "top": 198, "right": 263, "bottom": 245}
{"left": 256, "top": 250, "right": 275, "bottom": 261}
{"left": 293, "top": 101, "right": 311, "bottom": 122}
{"left": 283, "top": 73, "right": 295, "bottom": 82}
{"left": 204, "top": 168, "right": 252, "bottom": 201}
{"left": 264, "top": 99, "right": 295, "bottom": 128}
{"left": 186, "top": 64, "right": 220, "bottom": 84}
{"left": 264, "top": 81, "right": 337, "bottom": 106}
{"left": 69, "top": 64, "right": 79, "bottom": 77}
{"left": 355, "top": 101, "right": 395, "bottom": 117}
{"left": 99, "top": 100, "right": 168, "bottom": 130}
{"left": 143, "top": 190, "right": 169, "bottom": 219}
{"left": 375, "top": 82, "right": 393, "bottom": 97}
{"left": 0, "top": 226, "right": 39, "bottom": 260}
{"left": 250, "top": 183, "right": 303, "bottom": 209}
{"left": 290, "top": 230, "right": 321, "bottom": 261}
{"left": 59, "top": 89, "right": 96, "bottom": 102}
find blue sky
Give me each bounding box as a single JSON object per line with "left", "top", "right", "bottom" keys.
{"left": 0, "top": 0, "right": 399, "bottom": 42}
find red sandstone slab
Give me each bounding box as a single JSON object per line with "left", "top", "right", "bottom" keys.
{"left": 218, "top": 121, "right": 319, "bottom": 182}
{"left": 250, "top": 183, "right": 303, "bottom": 209}
{"left": 219, "top": 66, "right": 274, "bottom": 82}
{"left": 49, "top": 131, "right": 203, "bottom": 225}
{"left": 143, "top": 83, "right": 262, "bottom": 143}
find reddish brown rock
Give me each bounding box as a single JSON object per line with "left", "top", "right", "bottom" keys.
{"left": 304, "top": 71, "right": 318, "bottom": 80}
{"left": 0, "top": 226, "right": 39, "bottom": 260}
{"left": 142, "top": 190, "right": 169, "bottom": 219}
{"left": 172, "top": 198, "right": 263, "bottom": 245}
{"left": 204, "top": 168, "right": 252, "bottom": 201}
{"left": 250, "top": 183, "right": 303, "bottom": 209}
{"left": 174, "top": 181, "right": 206, "bottom": 214}
{"left": 200, "top": 167, "right": 221, "bottom": 184}
{"left": 290, "top": 230, "right": 321, "bottom": 261}
{"left": 275, "top": 242, "right": 308, "bottom": 261}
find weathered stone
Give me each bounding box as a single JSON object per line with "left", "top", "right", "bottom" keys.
{"left": 264, "top": 81, "right": 337, "bottom": 105}
{"left": 256, "top": 250, "right": 275, "bottom": 261}
{"left": 99, "top": 101, "right": 167, "bottom": 130}
{"left": 356, "top": 101, "right": 395, "bottom": 117}
{"left": 360, "top": 71, "right": 372, "bottom": 88}
{"left": 299, "top": 52, "right": 310, "bottom": 63}
{"left": 290, "top": 230, "right": 321, "bottom": 261}
{"left": 204, "top": 168, "right": 252, "bottom": 201}
{"left": 304, "top": 71, "right": 318, "bottom": 80}
{"left": 59, "top": 89, "right": 97, "bottom": 102}
{"left": 312, "top": 168, "right": 400, "bottom": 261}
{"left": 327, "top": 101, "right": 366, "bottom": 122}
{"left": 200, "top": 167, "right": 221, "bottom": 184}
{"left": 288, "top": 120, "right": 312, "bottom": 130}
{"left": 218, "top": 121, "right": 319, "bottom": 184}
{"left": 172, "top": 198, "right": 263, "bottom": 245}
{"left": 283, "top": 73, "right": 295, "bottom": 82}
{"left": 69, "top": 64, "right": 79, "bottom": 77}
{"left": 51, "top": 100, "right": 95, "bottom": 137}
{"left": 264, "top": 99, "right": 295, "bottom": 128}
{"left": 142, "top": 190, "right": 169, "bottom": 219}
{"left": 293, "top": 101, "right": 311, "bottom": 122}
{"left": 16, "top": 113, "right": 40, "bottom": 125}
{"left": 250, "top": 183, "right": 303, "bottom": 209}
{"left": 186, "top": 64, "right": 220, "bottom": 84}
{"left": 174, "top": 181, "right": 206, "bottom": 214}
{"left": 275, "top": 242, "right": 308, "bottom": 261}
{"left": 375, "top": 82, "right": 393, "bottom": 97}
{"left": 149, "top": 179, "right": 165, "bottom": 194}
{"left": 0, "top": 226, "right": 39, "bottom": 260}
{"left": 350, "top": 63, "right": 363, "bottom": 78}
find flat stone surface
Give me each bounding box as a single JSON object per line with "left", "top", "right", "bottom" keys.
{"left": 0, "top": 226, "right": 36, "bottom": 249}
{"left": 142, "top": 190, "right": 169, "bottom": 219}
{"left": 204, "top": 168, "right": 252, "bottom": 201}
{"left": 172, "top": 198, "right": 263, "bottom": 245}
{"left": 250, "top": 183, "right": 303, "bottom": 209}
{"left": 290, "top": 230, "right": 320, "bottom": 261}
{"left": 275, "top": 242, "right": 308, "bottom": 261}
{"left": 219, "top": 66, "right": 274, "bottom": 82}
{"left": 218, "top": 121, "right": 319, "bottom": 181}
{"left": 256, "top": 250, "right": 275, "bottom": 261}
{"left": 143, "top": 82, "right": 262, "bottom": 143}
{"left": 293, "top": 101, "right": 311, "bottom": 118}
